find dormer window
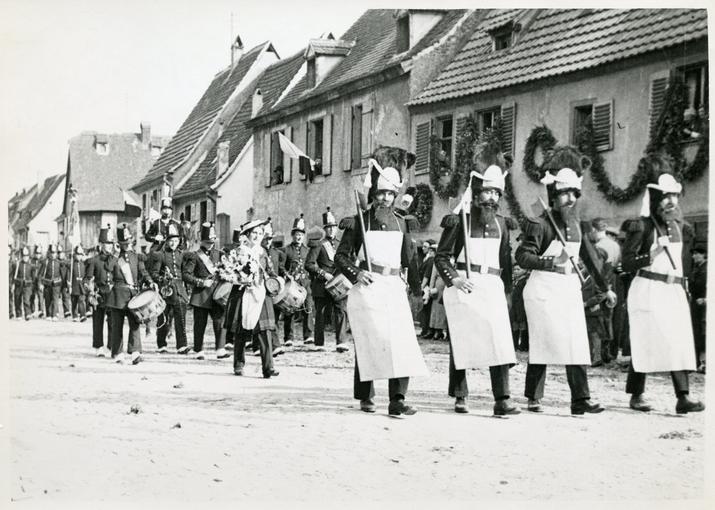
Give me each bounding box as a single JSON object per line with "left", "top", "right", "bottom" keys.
{"left": 306, "top": 58, "right": 316, "bottom": 89}
{"left": 150, "top": 144, "right": 163, "bottom": 157}
{"left": 488, "top": 20, "right": 520, "bottom": 52}
{"left": 493, "top": 31, "right": 512, "bottom": 50}
{"left": 252, "top": 88, "right": 264, "bottom": 118}
{"left": 396, "top": 14, "right": 410, "bottom": 53}
{"left": 95, "top": 134, "right": 109, "bottom": 155}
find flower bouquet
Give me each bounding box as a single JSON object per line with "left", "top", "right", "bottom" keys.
{"left": 216, "top": 246, "right": 260, "bottom": 287}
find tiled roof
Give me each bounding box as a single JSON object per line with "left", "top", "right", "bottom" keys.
{"left": 68, "top": 132, "right": 170, "bottom": 212}
{"left": 14, "top": 174, "right": 65, "bottom": 231}
{"left": 411, "top": 8, "right": 708, "bottom": 105}
{"left": 178, "top": 52, "right": 305, "bottom": 197}
{"left": 306, "top": 38, "right": 354, "bottom": 56}
{"left": 133, "top": 42, "right": 267, "bottom": 189}
{"left": 266, "top": 9, "right": 468, "bottom": 113}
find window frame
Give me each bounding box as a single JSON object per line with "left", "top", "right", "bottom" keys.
{"left": 434, "top": 114, "right": 455, "bottom": 167}
{"left": 269, "top": 129, "right": 286, "bottom": 186}
{"left": 475, "top": 106, "right": 502, "bottom": 134}
{"left": 569, "top": 98, "right": 596, "bottom": 145}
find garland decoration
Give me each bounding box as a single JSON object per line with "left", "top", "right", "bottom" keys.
{"left": 429, "top": 135, "right": 460, "bottom": 200}
{"left": 522, "top": 125, "right": 557, "bottom": 183}
{"left": 412, "top": 183, "right": 434, "bottom": 229}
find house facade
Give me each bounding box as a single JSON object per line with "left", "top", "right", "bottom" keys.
{"left": 248, "top": 9, "right": 482, "bottom": 235}
{"left": 408, "top": 9, "right": 709, "bottom": 241}
{"left": 12, "top": 174, "right": 66, "bottom": 249}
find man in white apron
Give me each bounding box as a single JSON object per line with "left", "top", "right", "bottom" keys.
{"left": 335, "top": 156, "right": 427, "bottom": 416}
{"left": 435, "top": 165, "right": 519, "bottom": 415}
{"left": 622, "top": 168, "right": 704, "bottom": 414}
{"left": 515, "top": 163, "right": 604, "bottom": 415}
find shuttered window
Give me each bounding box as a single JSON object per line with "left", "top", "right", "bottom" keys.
{"left": 592, "top": 100, "right": 613, "bottom": 152}
{"left": 414, "top": 122, "right": 430, "bottom": 174}
{"left": 323, "top": 114, "right": 333, "bottom": 175}
{"left": 350, "top": 104, "right": 362, "bottom": 170}
{"left": 360, "top": 107, "right": 373, "bottom": 168}
{"left": 500, "top": 102, "right": 517, "bottom": 156}
{"left": 264, "top": 133, "right": 272, "bottom": 188}
{"left": 284, "top": 126, "right": 293, "bottom": 183}
{"left": 270, "top": 130, "right": 285, "bottom": 186}
{"left": 649, "top": 70, "right": 670, "bottom": 139}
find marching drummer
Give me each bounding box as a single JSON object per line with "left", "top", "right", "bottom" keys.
{"left": 148, "top": 223, "right": 190, "bottom": 355}
{"left": 622, "top": 162, "right": 704, "bottom": 414}
{"left": 145, "top": 197, "right": 183, "bottom": 252}
{"left": 182, "top": 222, "right": 230, "bottom": 360}
{"left": 515, "top": 147, "right": 604, "bottom": 415}
{"left": 434, "top": 161, "right": 519, "bottom": 415}
{"left": 305, "top": 207, "right": 349, "bottom": 353}
{"left": 283, "top": 214, "right": 314, "bottom": 347}
{"left": 105, "top": 224, "right": 156, "bottom": 364}
{"left": 225, "top": 219, "right": 280, "bottom": 378}
{"left": 261, "top": 219, "right": 286, "bottom": 356}
{"left": 69, "top": 245, "right": 88, "bottom": 322}
{"left": 84, "top": 226, "right": 115, "bottom": 357}
{"left": 335, "top": 147, "right": 427, "bottom": 416}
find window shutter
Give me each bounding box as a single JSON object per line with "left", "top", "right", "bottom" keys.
{"left": 360, "top": 107, "right": 373, "bottom": 167}
{"left": 455, "top": 115, "right": 467, "bottom": 139}
{"left": 350, "top": 104, "right": 363, "bottom": 170}
{"left": 500, "top": 102, "right": 517, "bottom": 156}
{"left": 284, "top": 127, "right": 292, "bottom": 183}
{"left": 301, "top": 122, "right": 310, "bottom": 181}
{"left": 323, "top": 114, "right": 333, "bottom": 175}
{"left": 592, "top": 100, "right": 613, "bottom": 152}
{"left": 414, "top": 122, "right": 430, "bottom": 174}
{"left": 264, "top": 132, "right": 272, "bottom": 187}
{"left": 649, "top": 70, "right": 670, "bottom": 139}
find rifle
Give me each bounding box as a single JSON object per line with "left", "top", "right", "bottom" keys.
{"left": 354, "top": 190, "right": 371, "bottom": 272}
{"left": 537, "top": 197, "right": 587, "bottom": 285}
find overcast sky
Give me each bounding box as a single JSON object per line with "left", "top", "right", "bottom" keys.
{"left": 0, "top": 0, "right": 372, "bottom": 200}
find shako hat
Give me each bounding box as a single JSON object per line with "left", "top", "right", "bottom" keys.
{"left": 291, "top": 214, "right": 306, "bottom": 234}
{"left": 166, "top": 222, "right": 181, "bottom": 239}
{"left": 200, "top": 222, "right": 217, "bottom": 242}
{"left": 117, "top": 223, "right": 133, "bottom": 244}
{"left": 98, "top": 224, "right": 114, "bottom": 244}
{"left": 160, "top": 197, "right": 173, "bottom": 210}
{"left": 322, "top": 207, "right": 337, "bottom": 227}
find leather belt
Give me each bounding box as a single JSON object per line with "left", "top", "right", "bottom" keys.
{"left": 116, "top": 283, "right": 139, "bottom": 290}
{"left": 359, "top": 261, "right": 400, "bottom": 276}
{"left": 456, "top": 262, "right": 502, "bottom": 276}
{"left": 42, "top": 278, "right": 62, "bottom": 285}
{"left": 637, "top": 269, "right": 685, "bottom": 285}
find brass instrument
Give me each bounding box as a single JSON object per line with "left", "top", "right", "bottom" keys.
{"left": 159, "top": 267, "right": 175, "bottom": 298}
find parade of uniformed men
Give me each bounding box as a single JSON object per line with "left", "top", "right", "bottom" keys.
{"left": 5, "top": 5, "right": 710, "bottom": 501}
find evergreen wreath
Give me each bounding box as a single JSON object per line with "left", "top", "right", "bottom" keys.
{"left": 412, "top": 183, "right": 433, "bottom": 229}
{"left": 522, "top": 125, "right": 557, "bottom": 183}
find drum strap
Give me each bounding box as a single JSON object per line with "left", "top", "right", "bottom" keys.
{"left": 117, "top": 257, "right": 135, "bottom": 286}
{"left": 197, "top": 250, "right": 217, "bottom": 275}
{"left": 322, "top": 240, "right": 336, "bottom": 261}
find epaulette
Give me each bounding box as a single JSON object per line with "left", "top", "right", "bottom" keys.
{"left": 622, "top": 218, "right": 644, "bottom": 233}
{"left": 440, "top": 214, "right": 459, "bottom": 229}
{"left": 338, "top": 216, "right": 354, "bottom": 230}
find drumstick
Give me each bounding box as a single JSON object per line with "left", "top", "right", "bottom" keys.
{"left": 354, "top": 190, "right": 372, "bottom": 272}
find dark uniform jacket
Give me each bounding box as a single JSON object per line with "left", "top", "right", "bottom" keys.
{"left": 182, "top": 247, "right": 223, "bottom": 308}
{"left": 690, "top": 260, "right": 707, "bottom": 301}
{"left": 38, "top": 258, "right": 63, "bottom": 286}
{"left": 104, "top": 251, "right": 152, "bottom": 309}
{"left": 335, "top": 207, "right": 419, "bottom": 294}
{"left": 515, "top": 211, "right": 582, "bottom": 271}
{"left": 145, "top": 218, "right": 183, "bottom": 250}
{"left": 621, "top": 216, "right": 693, "bottom": 276}
{"left": 31, "top": 257, "right": 43, "bottom": 289}
{"left": 68, "top": 258, "right": 86, "bottom": 295}
{"left": 12, "top": 260, "right": 35, "bottom": 288}
{"left": 267, "top": 247, "right": 286, "bottom": 278}
{"left": 305, "top": 236, "right": 340, "bottom": 298}
{"left": 84, "top": 252, "right": 116, "bottom": 303}
{"left": 148, "top": 247, "right": 189, "bottom": 305}
{"left": 284, "top": 242, "right": 311, "bottom": 287}
{"left": 434, "top": 209, "right": 513, "bottom": 293}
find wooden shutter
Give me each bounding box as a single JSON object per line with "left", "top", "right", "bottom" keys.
{"left": 649, "top": 70, "right": 670, "bottom": 139}
{"left": 455, "top": 115, "right": 467, "bottom": 140}
{"left": 500, "top": 102, "right": 517, "bottom": 156}
{"left": 264, "top": 132, "right": 272, "bottom": 187}
{"left": 301, "top": 122, "right": 310, "bottom": 180}
{"left": 592, "top": 100, "right": 613, "bottom": 152}
{"left": 323, "top": 114, "right": 333, "bottom": 175}
{"left": 414, "top": 122, "right": 430, "bottom": 174}
{"left": 283, "top": 127, "right": 292, "bottom": 183}
{"left": 350, "top": 104, "right": 362, "bottom": 170}
{"left": 360, "top": 107, "right": 373, "bottom": 167}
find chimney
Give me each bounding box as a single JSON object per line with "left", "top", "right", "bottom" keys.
{"left": 140, "top": 122, "right": 151, "bottom": 147}
{"left": 217, "top": 141, "right": 230, "bottom": 177}
{"left": 231, "top": 35, "right": 244, "bottom": 69}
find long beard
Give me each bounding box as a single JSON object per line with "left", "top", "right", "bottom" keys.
{"left": 559, "top": 203, "right": 580, "bottom": 224}
{"left": 477, "top": 201, "right": 498, "bottom": 226}
{"left": 374, "top": 204, "right": 394, "bottom": 226}
{"left": 657, "top": 203, "right": 681, "bottom": 223}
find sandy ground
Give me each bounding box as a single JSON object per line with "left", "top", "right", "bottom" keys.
{"left": 4, "top": 316, "right": 708, "bottom": 505}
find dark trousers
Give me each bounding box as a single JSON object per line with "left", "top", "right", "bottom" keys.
{"left": 448, "top": 343, "right": 510, "bottom": 399}
{"left": 14, "top": 285, "right": 33, "bottom": 319}
{"left": 157, "top": 302, "right": 188, "bottom": 349}
{"left": 283, "top": 293, "right": 314, "bottom": 341}
{"left": 313, "top": 295, "right": 347, "bottom": 346}
{"left": 691, "top": 306, "right": 706, "bottom": 357}
{"left": 43, "top": 285, "right": 61, "bottom": 317}
{"left": 234, "top": 326, "right": 273, "bottom": 375}
{"left": 524, "top": 364, "right": 591, "bottom": 402}
{"left": 71, "top": 294, "right": 86, "bottom": 319}
{"left": 419, "top": 299, "right": 432, "bottom": 333}
{"left": 109, "top": 308, "right": 142, "bottom": 357}
{"left": 61, "top": 288, "right": 72, "bottom": 317}
{"left": 625, "top": 364, "right": 689, "bottom": 396}
{"left": 192, "top": 305, "right": 226, "bottom": 352}
{"left": 92, "top": 305, "right": 112, "bottom": 349}
{"left": 32, "top": 288, "right": 43, "bottom": 316}
{"left": 353, "top": 360, "right": 409, "bottom": 401}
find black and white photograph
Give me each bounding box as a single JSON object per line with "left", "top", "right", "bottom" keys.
{"left": 1, "top": 0, "right": 711, "bottom": 507}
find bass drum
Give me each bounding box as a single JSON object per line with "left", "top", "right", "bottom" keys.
{"left": 273, "top": 279, "right": 307, "bottom": 314}
{"left": 127, "top": 289, "right": 166, "bottom": 324}
{"left": 212, "top": 281, "right": 233, "bottom": 308}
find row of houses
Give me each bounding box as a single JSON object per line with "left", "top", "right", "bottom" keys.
{"left": 9, "top": 8, "right": 709, "bottom": 251}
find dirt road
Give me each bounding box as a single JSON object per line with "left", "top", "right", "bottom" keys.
{"left": 5, "top": 318, "right": 707, "bottom": 504}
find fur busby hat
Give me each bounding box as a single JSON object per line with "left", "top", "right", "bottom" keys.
{"left": 291, "top": 214, "right": 306, "bottom": 234}
{"left": 322, "top": 207, "right": 337, "bottom": 227}
{"left": 98, "top": 224, "right": 114, "bottom": 244}
{"left": 117, "top": 223, "right": 133, "bottom": 244}
{"left": 364, "top": 146, "right": 414, "bottom": 203}
{"left": 541, "top": 145, "right": 590, "bottom": 205}
{"left": 638, "top": 153, "right": 681, "bottom": 218}
{"left": 200, "top": 222, "right": 217, "bottom": 242}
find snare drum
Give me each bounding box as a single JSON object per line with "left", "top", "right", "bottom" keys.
{"left": 127, "top": 289, "right": 166, "bottom": 324}
{"left": 212, "top": 281, "right": 233, "bottom": 308}
{"left": 273, "top": 279, "right": 307, "bottom": 314}
{"left": 265, "top": 276, "right": 285, "bottom": 296}
{"left": 325, "top": 273, "right": 352, "bottom": 301}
